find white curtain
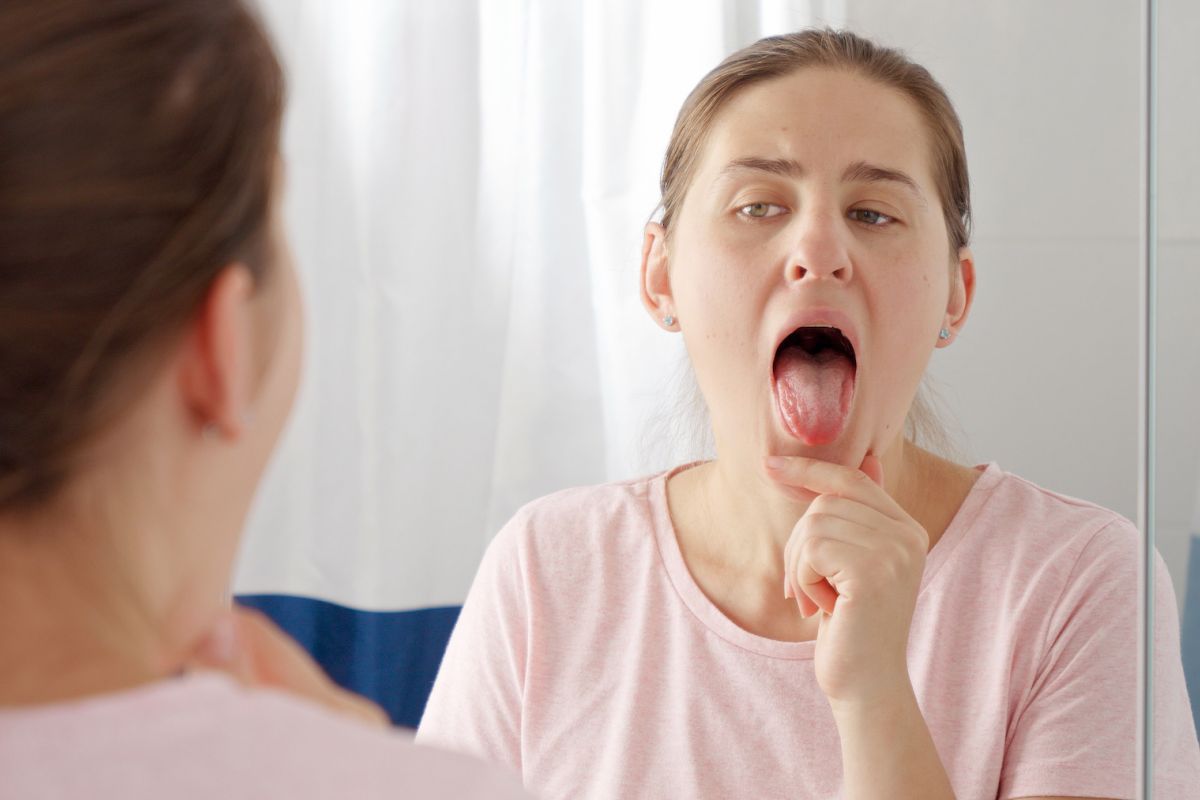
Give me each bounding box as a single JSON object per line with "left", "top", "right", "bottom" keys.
{"left": 234, "top": 0, "right": 843, "bottom": 611}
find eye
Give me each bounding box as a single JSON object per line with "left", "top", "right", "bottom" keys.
{"left": 849, "top": 208, "right": 894, "bottom": 227}
{"left": 738, "top": 202, "right": 786, "bottom": 219}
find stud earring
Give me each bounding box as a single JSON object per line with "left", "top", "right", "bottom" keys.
{"left": 663, "top": 315, "right": 675, "bottom": 327}
{"left": 939, "top": 328, "right": 951, "bottom": 340}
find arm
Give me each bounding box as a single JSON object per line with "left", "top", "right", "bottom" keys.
{"left": 770, "top": 454, "right": 955, "bottom": 799}
{"left": 835, "top": 690, "right": 1113, "bottom": 800}
{"left": 767, "top": 459, "right": 1177, "bottom": 800}
{"left": 830, "top": 666, "right": 1118, "bottom": 800}
{"left": 832, "top": 686, "right": 954, "bottom": 800}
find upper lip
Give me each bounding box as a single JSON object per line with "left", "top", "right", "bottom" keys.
{"left": 769, "top": 308, "right": 862, "bottom": 370}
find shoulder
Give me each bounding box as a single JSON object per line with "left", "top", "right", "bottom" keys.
{"left": 985, "top": 466, "right": 1134, "bottom": 536}
{"left": 242, "top": 690, "right": 523, "bottom": 793}
{"left": 973, "top": 465, "right": 1138, "bottom": 565}
{"left": 0, "top": 674, "right": 529, "bottom": 799}
{"left": 958, "top": 467, "right": 1154, "bottom": 652}
{"left": 933, "top": 465, "right": 1141, "bottom": 617}
{"left": 236, "top": 688, "right": 528, "bottom": 797}
{"left": 489, "top": 472, "right": 666, "bottom": 562}
{"left": 506, "top": 472, "right": 662, "bottom": 532}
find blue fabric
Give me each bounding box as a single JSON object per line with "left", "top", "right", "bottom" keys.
{"left": 1183, "top": 535, "right": 1200, "bottom": 735}
{"left": 235, "top": 594, "right": 460, "bottom": 730}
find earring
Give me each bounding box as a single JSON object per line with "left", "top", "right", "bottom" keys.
{"left": 939, "top": 328, "right": 951, "bottom": 340}
{"left": 663, "top": 315, "right": 675, "bottom": 327}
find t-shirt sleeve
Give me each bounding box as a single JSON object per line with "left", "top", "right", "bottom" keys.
{"left": 998, "top": 520, "right": 1200, "bottom": 800}
{"left": 415, "top": 511, "right": 529, "bottom": 779}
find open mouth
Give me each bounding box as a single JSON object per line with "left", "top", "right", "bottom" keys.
{"left": 771, "top": 326, "right": 857, "bottom": 446}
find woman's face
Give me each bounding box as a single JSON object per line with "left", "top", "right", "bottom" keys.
{"left": 648, "top": 68, "right": 972, "bottom": 469}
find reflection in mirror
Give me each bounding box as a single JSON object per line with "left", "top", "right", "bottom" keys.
{"left": 227, "top": 1, "right": 1200, "bottom": 797}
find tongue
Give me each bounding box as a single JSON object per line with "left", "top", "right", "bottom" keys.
{"left": 773, "top": 347, "right": 855, "bottom": 446}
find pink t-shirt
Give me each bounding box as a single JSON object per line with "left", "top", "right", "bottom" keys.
{"left": 417, "top": 463, "right": 1200, "bottom": 799}
{"left": 0, "top": 671, "right": 530, "bottom": 800}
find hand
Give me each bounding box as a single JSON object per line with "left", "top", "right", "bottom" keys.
{"left": 766, "top": 453, "right": 928, "bottom": 706}
{"left": 187, "top": 605, "right": 390, "bottom": 729}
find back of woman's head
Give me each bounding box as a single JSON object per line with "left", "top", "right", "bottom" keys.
{"left": 0, "top": 0, "right": 285, "bottom": 511}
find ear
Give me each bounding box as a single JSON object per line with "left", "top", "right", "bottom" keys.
{"left": 640, "top": 222, "right": 678, "bottom": 331}
{"left": 178, "top": 264, "right": 257, "bottom": 438}
{"left": 938, "top": 246, "right": 975, "bottom": 347}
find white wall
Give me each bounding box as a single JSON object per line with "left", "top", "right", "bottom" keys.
{"left": 1157, "top": 0, "right": 1200, "bottom": 611}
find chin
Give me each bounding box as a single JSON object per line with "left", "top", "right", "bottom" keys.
{"left": 763, "top": 415, "right": 874, "bottom": 469}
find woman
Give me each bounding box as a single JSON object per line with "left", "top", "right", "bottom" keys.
{"left": 417, "top": 30, "right": 1200, "bottom": 799}
{"left": 0, "top": 1, "right": 528, "bottom": 797}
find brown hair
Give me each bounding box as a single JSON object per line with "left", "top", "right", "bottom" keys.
{"left": 659, "top": 29, "right": 971, "bottom": 254}
{"left": 0, "top": 0, "right": 285, "bottom": 510}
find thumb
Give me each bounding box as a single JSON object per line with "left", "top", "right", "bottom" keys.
{"left": 859, "top": 451, "right": 884, "bottom": 487}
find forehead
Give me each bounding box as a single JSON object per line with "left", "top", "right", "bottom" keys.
{"left": 698, "top": 68, "right": 937, "bottom": 191}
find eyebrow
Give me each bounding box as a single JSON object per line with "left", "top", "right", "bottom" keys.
{"left": 717, "top": 157, "right": 927, "bottom": 207}
{"left": 719, "top": 156, "right": 804, "bottom": 179}
{"left": 841, "top": 160, "right": 927, "bottom": 207}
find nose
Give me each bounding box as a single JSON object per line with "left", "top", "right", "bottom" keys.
{"left": 783, "top": 209, "right": 853, "bottom": 285}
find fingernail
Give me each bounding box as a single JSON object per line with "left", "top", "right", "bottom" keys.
{"left": 764, "top": 456, "right": 787, "bottom": 470}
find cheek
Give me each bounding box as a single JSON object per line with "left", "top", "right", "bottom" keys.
{"left": 863, "top": 258, "right": 949, "bottom": 375}
{"left": 669, "top": 253, "right": 772, "bottom": 404}
{"left": 673, "top": 224, "right": 773, "bottom": 315}
{"left": 673, "top": 251, "right": 766, "bottom": 355}
{"left": 874, "top": 248, "right": 949, "bottom": 316}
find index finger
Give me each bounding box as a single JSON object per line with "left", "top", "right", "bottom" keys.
{"left": 762, "top": 455, "right": 900, "bottom": 519}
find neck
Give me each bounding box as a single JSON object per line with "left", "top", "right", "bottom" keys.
{"left": 0, "top": 492, "right": 198, "bottom": 706}
{"left": 681, "top": 438, "right": 946, "bottom": 574}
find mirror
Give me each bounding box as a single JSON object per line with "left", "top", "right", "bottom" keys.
{"left": 234, "top": 1, "right": 1193, "bottom": 795}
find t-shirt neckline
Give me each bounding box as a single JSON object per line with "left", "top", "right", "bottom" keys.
{"left": 648, "top": 460, "right": 1006, "bottom": 660}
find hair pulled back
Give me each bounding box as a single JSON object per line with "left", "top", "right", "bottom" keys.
{"left": 0, "top": 0, "right": 285, "bottom": 510}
